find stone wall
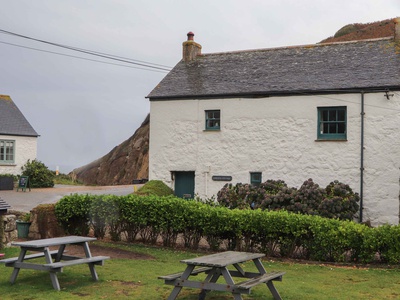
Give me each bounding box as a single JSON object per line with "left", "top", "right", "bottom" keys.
{"left": 1, "top": 206, "right": 65, "bottom": 246}
{"left": 2, "top": 214, "right": 17, "bottom": 245}
{"left": 28, "top": 204, "right": 65, "bottom": 239}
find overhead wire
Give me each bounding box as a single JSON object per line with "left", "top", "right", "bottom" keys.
{"left": 0, "top": 28, "right": 172, "bottom": 72}
{"left": 0, "top": 40, "right": 169, "bottom": 73}
{"left": 292, "top": 90, "right": 400, "bottom": 113}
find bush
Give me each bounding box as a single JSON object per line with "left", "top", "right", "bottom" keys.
{"left": 89, "top": 195, "right": 122, "bottom": 240}
{"left": 135, "top": 180, "right": 173, "bottom": 196}
{"left": 51, "top": 193, "right": 400, "bottom": 264}
{"left": 216, "top": 178, "right": 359, "bottom": 221}
{"left": 0, "top": 173, "right": 17, "bottom": 180}
{"left": 320, "top": 180, "right": 360, "bottom": 220}
{"left": 217, "top": 183, "right": 254, "bottom": 209}
{"left": 21, "top": 159, "right": 54, "bottom": 188}
{"left": 55, "top": 194, "right": 92, "bottom": 235}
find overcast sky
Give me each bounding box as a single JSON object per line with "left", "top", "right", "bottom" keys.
{"left": 1, "top": 1, "right": 399, "bottom": 173}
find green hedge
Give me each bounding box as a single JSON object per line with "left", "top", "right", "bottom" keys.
{"left": 55, "top": 194, "right": 400, "bottom": 264}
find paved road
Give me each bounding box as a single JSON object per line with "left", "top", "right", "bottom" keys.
{"left": 0, "top": 184, "right": 139, "bottom": 212}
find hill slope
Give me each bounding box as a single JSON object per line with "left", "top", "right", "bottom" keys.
{"left": 320, "top": 18, "right": 396, "bottom": 43}
{"left": 71, "top": 114, "right": 149, "bottom": 185}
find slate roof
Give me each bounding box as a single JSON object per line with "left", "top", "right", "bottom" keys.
{"left": 0, "top": 95, "right": 39, "bottom": 137}
{"left": 147, "top": 37, "right": 400, "bottom": 100}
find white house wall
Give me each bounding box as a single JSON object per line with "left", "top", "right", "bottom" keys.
{"left": 0, "top": 135, "right": 37, "bottom": 175}
{"left": 149, "top": 92, "right": 400, "bottom": 225}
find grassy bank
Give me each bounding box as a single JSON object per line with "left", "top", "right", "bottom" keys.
{"left": 0, "top": 242, "right": 399, "bottom": 299}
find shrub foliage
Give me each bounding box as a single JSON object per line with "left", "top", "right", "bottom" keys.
{"left": 21, "top": 159, "right": 54, "bottom": 188}
{"left": 217, "top": 178, "right": 359, "bottom": 220}
{"left": 54, "top": 193, "right": 400, "bottom": 264}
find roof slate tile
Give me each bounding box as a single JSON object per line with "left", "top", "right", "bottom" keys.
{"left": 148, "top": 38, "right": 400, "bottom": 99}
{"left": 0, "top": 95, "right": 39, "bottom": 137}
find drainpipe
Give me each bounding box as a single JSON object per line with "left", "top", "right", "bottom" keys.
{"left": 360, "top": 91, "right": 365, "bottom": 223}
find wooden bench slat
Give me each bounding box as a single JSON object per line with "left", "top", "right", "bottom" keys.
{"left": 236, "top": 271, "right": 285, "bottom": 290}
{"left": 0, "top": 250, "right": 60, "bottom": 264}
{"left": 158, "top": 266, "right": 213, "bottom": 280}
{"left": 44, "top": 256, "right": 110, "bottom": 269}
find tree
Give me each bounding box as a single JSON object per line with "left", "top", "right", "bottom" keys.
{"left": 21, "top": 159, "right": 54, "bottom": 188}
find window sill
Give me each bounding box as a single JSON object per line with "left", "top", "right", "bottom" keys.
{"left": 203, "top": 129, "right": 220, "bottom": 132}
{"left": 315, "top": 139, "right": 347, "bottom": 142}
{"left": 0, "top": 163, "right": 16, "bottom": 166}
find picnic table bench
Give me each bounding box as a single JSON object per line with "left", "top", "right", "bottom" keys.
{"left": 159, "top": 251, "right": 285, "bottom": 300}
{"left": 0, "top": 236, "right": 109, "bottom": 290}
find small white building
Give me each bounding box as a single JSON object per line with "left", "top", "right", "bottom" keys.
{"left": 0, "top": 95, "right": 39, "bottom": 176}
{"left": 147, "top": 21, "right": 400, "bottom": 225}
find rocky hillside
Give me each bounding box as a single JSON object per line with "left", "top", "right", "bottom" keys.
{"left": 71, "top": 114, "right": 149, "bottom": 185}
{"left": 320, "top": 18, "right": 396, "bottom": 43}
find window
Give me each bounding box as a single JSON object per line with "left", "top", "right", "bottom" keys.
{"left": 205, "top": 110, "right": 220, "bottom": 130}
{"left": 0, "top": 140, "right": 15, "bottom": 163}
{"left": 317, "top": 107, "right": 346, "bottom": 140}
{"left": 250, "top": 172, "right": 262, "bottom": 187}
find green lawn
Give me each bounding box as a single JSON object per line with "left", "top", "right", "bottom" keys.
{"left": 0, "top": 242, "right": 399, "bottom": 299}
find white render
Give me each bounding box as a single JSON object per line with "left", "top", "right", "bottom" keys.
{"left": 149, "top": 92, "right": 400, "bottom": 226}
{"left": 0, "top": 135, "right": 37, "bottom": 175}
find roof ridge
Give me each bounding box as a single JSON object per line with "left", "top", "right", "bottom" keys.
{"left": 201, "top": 36, "right": 394, "bottom": 56}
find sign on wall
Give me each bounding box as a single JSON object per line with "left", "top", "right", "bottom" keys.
{"left": 212, "top": 176, "right": 232, "bottom": 181}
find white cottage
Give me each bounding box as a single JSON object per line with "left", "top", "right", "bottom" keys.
{"left": 0, "top": 95, "right": 39, "bottom": 176}
{"left": 147, "top": 21, "right": 400, "bottom": 225}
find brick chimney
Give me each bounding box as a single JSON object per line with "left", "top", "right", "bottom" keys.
{"left": 182, "top": 32, "right": 202, "bottom": 62}
{"left": 396, "top": 17, "right": 400, "bottom": 40}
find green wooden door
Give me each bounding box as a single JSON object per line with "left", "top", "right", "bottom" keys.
{"left": 174, "top": 171, "right": 195, "bottom": 199}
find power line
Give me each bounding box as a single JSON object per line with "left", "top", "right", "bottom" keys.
{"left": 294, "top": 90, "right": 400, "bottom": 113}
{"left": 0, "top": 28, "right": 172, "bottom": 71}
{"left": 0, "top": 40, "right": 169, "bottom": 73}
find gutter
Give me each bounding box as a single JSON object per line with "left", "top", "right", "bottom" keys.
{"left": 360, "top": 92, "right": 365, "bottom": 223}
{"left": 147, "top": 86, "right": 400, "bottom": 101}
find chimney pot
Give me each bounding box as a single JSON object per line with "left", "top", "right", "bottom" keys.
{"left": 187, "top": 32, "right": 195, "bottom": 41}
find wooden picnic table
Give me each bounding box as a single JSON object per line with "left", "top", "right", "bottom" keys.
{"left": 159, "top": 251, "right": 285, "bottom": 300}
{"left": 0, "top": 236, "right": 109, "bottom": 290}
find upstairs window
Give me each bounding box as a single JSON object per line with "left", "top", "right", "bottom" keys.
{"left": 0, "top": 140, "right": 15, "bottom": 163}
{"left": 250, "top": 172, "right": 262, "bottom": 187}
{"left": 205, "top": 110, "right": 220, "bottom": 130}
{"left": 317, "top": 107, "right": 347, "bottom": 140}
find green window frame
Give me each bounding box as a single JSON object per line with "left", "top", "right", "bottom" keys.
{"left": 0, "top": 140, "right": 15, "bottom": 163}
{"left": 317, "top": 106, "right": 347, "bottom": 140}
{"left": 250, "top": 172, "right": 262, "bottom": 187}
{"left": 205, "top": 110, "right": 220, "bottom": 130}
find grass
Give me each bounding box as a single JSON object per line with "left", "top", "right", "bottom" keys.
{"left": 0, "top": 242, "right": 399, "bottom": 299}
{"left": 53, "top": 173, "right": 83, "bottom": 185}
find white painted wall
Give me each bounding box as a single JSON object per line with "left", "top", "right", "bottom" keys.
{"left": 149, "top": 92, "right": 400, "bottom": 225}
{"left": 0, "top": 135, "right": 37, "bottom": 175}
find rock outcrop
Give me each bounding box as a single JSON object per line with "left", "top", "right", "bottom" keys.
{"left": 71, "top": 114, "right": 149, "bottom": 185}
{"left": 320, "top": 18, "right": 396, "bottom": 43}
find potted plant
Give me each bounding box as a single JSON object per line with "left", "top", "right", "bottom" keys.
{"left": 16, "top": 213, "right": 31, "bottom": 238}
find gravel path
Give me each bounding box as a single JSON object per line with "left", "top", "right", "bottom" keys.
{"left": 0, "top": 184, "right": 139, "bottom": 212}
